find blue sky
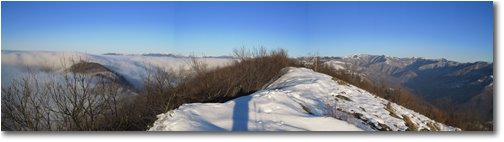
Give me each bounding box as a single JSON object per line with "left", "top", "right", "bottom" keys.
{"left": 1, "top": 1, "right": 493, "bottom": 62}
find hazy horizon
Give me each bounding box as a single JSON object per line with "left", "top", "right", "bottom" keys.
{"left": 1, "top": 1, "right": 494, "bottom": 62}
{"left": 2, "top": 48, "right": 493, "bottom": 64}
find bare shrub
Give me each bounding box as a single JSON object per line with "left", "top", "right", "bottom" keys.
{"left": 2, "top": 59, "right": 130, "bottom": 131}
{"left": 122, "top": 47, "right": 295, "bottom": 130}
{"left": 188, "top": 54, "right": 208, "bottom": 75}
{"left": 1, "top": 73, "right": 52, "bottom": 131}
{"left": 175, "top": 47, "right": 291, "bottom": 103}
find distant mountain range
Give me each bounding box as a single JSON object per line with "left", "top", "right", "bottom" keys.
{"left": 322, "top": 54, "right": 493, "bottom": 126}
{"left": 102, "top": 52, "right": 234, "bottom": 59}
{"left": 0, "top": 50, "right": 483, "bottom": 131}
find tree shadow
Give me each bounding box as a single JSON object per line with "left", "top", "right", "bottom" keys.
{"left": 231, "top": 96, "right": 252, "bottom": 131}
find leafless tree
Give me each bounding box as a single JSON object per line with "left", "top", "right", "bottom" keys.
{"left": 2, "top": 58, "right": 127, "bottom": 131}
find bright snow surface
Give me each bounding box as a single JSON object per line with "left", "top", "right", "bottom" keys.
{"left": 149, "top": 67, "right": 460, "bottom": 131}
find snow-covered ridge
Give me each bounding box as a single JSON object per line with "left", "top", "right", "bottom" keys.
{"left": 148, "top": 67, "right": 459, "bottom": 131}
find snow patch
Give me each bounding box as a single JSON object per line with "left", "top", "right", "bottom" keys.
{"left": 149, "top": 67, "right": 459, "bottom": 131}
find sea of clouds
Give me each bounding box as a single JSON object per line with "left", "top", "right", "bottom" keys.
{"left": 1, "top": 50, "right": 235, "bottom": 89}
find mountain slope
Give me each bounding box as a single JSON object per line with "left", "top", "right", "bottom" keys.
{"left": 149, "top": 67, "right": 459, "bottom": 131}
{"left": 68, "top": 61, "right": 135, "bottom": 90}
{"left": 323, "top": 54, "right": 493, "bottom": 126}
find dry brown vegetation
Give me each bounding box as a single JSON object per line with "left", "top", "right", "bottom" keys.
{"left": 306, "top": 56, "right": 450, "bottom": 125}
{"left": 335, "top": 95, "right": 352, "bottom": 102}
{"left": 118, "top": 47, "right": 297, "bottom": 130}
{"left": 402, "top": 115, "right": 418, "bottom": 131}
{"left": 2, "top": 47, "right": 483, "bottom": 131}
{"left": 427, "top": 122, "right": 440, "bottom": 131}
{"left": 1, "top": 67, "right": 127, "bottom": 130}
{"left": 308, "top": 56, "right": 489, "bottom": 130}
{"left": 384, "top": 102, "right": 401, "bottom": 119}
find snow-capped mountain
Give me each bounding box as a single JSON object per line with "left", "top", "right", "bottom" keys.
{"left": 323, "top": 54, "right": 492, "bottom": 87}
{"left": 149, "top": 67, "right": 459, "bottom": 131}
{"left": 322, "top": 54, "right": 493, "bottom": 128}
